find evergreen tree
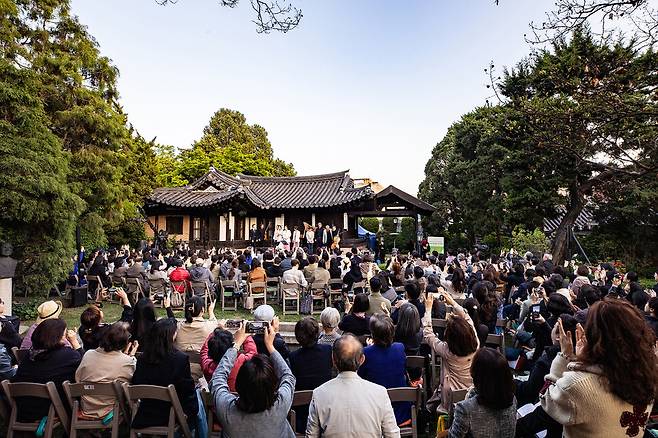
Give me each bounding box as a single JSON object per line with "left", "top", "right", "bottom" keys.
{"left": 0, "top": 59, "right": 83, "bottom": 292}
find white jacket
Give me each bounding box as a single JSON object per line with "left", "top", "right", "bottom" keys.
{"left": 306, "top": 372, "right": 400, "bottom": 438}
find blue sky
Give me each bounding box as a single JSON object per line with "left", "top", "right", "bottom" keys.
{"left": 70, "top": 0, "right": 555, "bottom": 195}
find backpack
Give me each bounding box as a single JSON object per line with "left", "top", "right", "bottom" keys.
{"left": 171, "top": 291, "right": 184, "bottom": 308}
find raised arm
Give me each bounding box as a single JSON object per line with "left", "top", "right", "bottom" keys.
{"left": 264, "top": 319, "right": 295, "bottom": 409}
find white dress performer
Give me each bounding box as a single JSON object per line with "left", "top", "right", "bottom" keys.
{"left": 282, "top": 226, "right": 292, "bottom": 251}
{"left": 291, "top": 226, "right": 301, "bottom": 252}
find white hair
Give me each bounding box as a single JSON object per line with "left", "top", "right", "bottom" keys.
{"left": 320, "top": 307, "right": 340, "bottom": 329}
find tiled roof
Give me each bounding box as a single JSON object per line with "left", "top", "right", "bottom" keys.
{"left": 147, "top": 169, "right": 373, "bottom": 210}
{"left": 543, "top": 206, "right": 597, "bottom": 234}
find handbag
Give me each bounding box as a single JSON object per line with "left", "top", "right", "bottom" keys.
{"left": 300, "top": 293, "right": 312, "bottom": 314}
{"left": 244, "top": 295, "right": 254, "bottom": 310}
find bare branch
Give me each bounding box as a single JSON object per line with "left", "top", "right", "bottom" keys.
{"left": 154, "top": 0, "right": 301, "bottom": 33}
{"left": 525, "top": 0, "right": 657, "bottom": 48}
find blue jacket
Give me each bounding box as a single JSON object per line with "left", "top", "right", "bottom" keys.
{"left": 358, "top": 342, "right": 411, "bottom": 425}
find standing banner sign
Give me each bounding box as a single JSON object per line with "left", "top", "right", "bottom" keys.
{"left": 428, "top": 236, "right": 445, "bottom": 254}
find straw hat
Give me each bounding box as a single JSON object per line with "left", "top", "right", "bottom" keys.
{"left": 36, "top": 300, "right": 63, "bottom": 324}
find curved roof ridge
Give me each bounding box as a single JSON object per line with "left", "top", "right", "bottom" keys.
{"left": 237, "top": 170, "right": 350, "bottom": 182}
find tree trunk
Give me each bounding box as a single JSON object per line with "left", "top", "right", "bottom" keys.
{"left": 551, "top": 191, "right": 586, "bottom": 266}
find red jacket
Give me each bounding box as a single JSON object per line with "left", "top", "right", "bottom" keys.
{"left": 169, "top": 267, "right": 190, "bottom": 292}
{"left": 200, "top": 333, "right": 257, "bottom": 391}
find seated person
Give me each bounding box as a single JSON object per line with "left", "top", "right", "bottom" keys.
{"left": 289, "top": 317, "right": 332, "bottom": 432}
{"left": 75, "top": 322, "right": 138, "bottom": 419}
{"left": 338, "top": 293, "right": 371, "bottom": 338}
{"left": 210, "top": 323, "right": 296, "bottom": 438}
{"left": 131, "top": 319, "right": 199, "bottom": 431}
{"left": 357, "top": 314, "right": 410, "bottom": 426}
{"left": 251, "top": 305, "right": 290, "bottom": 360}
{"left": 12, "top": 319, "right": 82, "bottom": 422}
{"left": 448, "top": 347, "right": 516, "bottom": 437}
{"left": 200, "top": 325, "right": 257, "bottom": 391}
{"left": 317, "top": 307, "right": 341, "bottom": 346}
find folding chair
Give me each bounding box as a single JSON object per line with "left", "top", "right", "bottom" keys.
{"left": 200, "top": 389, "right": 221, "bottom": 437}
{"left": 170, "top": 280, "right": 189, "bottom": 296}
{"left": 266, "top": 277, "right": 281, "bottom": 303}
{"left": 148, "top": 278, "right": 169, "bottom": 307}
{"left": 282, "top": 284, "right": 301, "bottom": 315}
{"left": 430, "top": 319, "right": 448, "bottom": 389}
{"left": 287, "top": 390, "right": 313, "bottom": 437}
{"left": 11, "top": 347, "right": 28, "bottom": 365}
{"left": 447, "top": 388, "right": 469, "bottom": 426}
{"left": 309, "top": 282, "right": 328, "bottom": 314}
{"left": 351, "top": 281, "right": 366, "bottom": 294}
{"left": 327, "top": 278, "right": 343, "bottom": 304}
{"left": 122, "top": 383, "right": 192, "bottom": 438}
{"left": 85, "top": 275, "right": 108, "bottom": 303}
{"left": 111, "top": 275, "right": 126, "bottom": 289}
{"left": 1, "top": 380, "right": 70, "bottom": 438}
{"left": 63, "top": 380, "right": 127, "bottom": 438}
{"left": 220, "top": 280, "right": 238, "bottom": 311}
{"left": 486, "top": 333, "right": 505, "bottom": 355}
{"left": 387, "top": 387, "right": 421, "bottom": 438}
{"left": 247, "top": 281, "right": 267, "bottom": 308}
{"left": 124, "top": 277, "right": 146, "bottom": 304}
{"left": 190, "top": 281, "right": 213, "bottom": 310}
{"left": 405, "top": 355, "right": 428, "bottom": 401}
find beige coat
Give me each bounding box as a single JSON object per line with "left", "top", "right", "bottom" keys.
{"left": 175, "top": 317, "right": 217, "bottom": 380}
{"left": 75, "top": 349, "right": 136, "bottom": 418}
{"left": 421, "top": 304, "right": 478, "bottom": 413}
{"left": 541, "top": 353, "right": 654, "bottom": 438}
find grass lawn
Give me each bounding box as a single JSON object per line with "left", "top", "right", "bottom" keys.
{"left": 19, "top": 301, "right": 304, "bottom": 330}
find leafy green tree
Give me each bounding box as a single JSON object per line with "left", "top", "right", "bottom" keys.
{"left": 177, "top": 108, "right": 295, "bottom": 181}
{"left": 0, "top": 59, "right": 83, "bottom": 292}
{"left": 501, "top": 29, "right": 658, "bottom": 263}
{"left": 1, "top": 0, "right": 136, "bottom": 249}
{"left": 418, "top": 106, "right": 559, "bottom": 247}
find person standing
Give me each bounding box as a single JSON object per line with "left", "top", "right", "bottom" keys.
{"left": 292, "top": 226, "right": 301, "bottom": 252}
{"left": 282, "top": 226, "right": 292, "bottom": 251}
{"left": 305, "top": 226, "right": 315, "bottom": 254}
{"left": 315, "top": 222, "right": 324, "bottom": 249}
{"left": 249, "top": 224, "right": 259, "bottom": 247}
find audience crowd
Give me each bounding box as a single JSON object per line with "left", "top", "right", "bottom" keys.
{"left": 2, "top": 243, "right": 658, "bottom": 438}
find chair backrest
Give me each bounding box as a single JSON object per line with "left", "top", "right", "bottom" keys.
{"left": 352, "top": 281, "right": 366, "bottom": 291}
{"left": 310, "top": 282, "right": 327, "bottom": 293}
{"left": 387, "top": 386, "right": 420, "bottom": 404}
{"left": 185, "top": 350, "right": 201, "bottom": 366}
{"left": 148, "top": 278, "right": 167, "bottom": 293}
{"left": 450, "top": 388, "right": 468, "bottom": 406}
{"left": 288, "top": 390, "right": 314, "bottom": 435}
{"left": 1, "top": 380, "right": 71, "bottom": 432}
{"left": 431, "top": 318, "right": 448, "bottom": 329}
{"left": 125, "top": 277, "right": 143, "bottom": 291}
{"left": 405, "top": 355, "right": 425, "bottom": 369}
{"left": 327, "top": 278, "right": 343, "bottom": 290}
{"left": 496, "top": 318, "right": 508, "bottom": 328}
{"left": 86, "top": 275, "right": 102, "bottom": 291}
{"left": 122, "top": 383, "right": 192, "bottom": 438}
{"left": 249, "top": 282, "right": 267, "bottom": 295}
{"left": 63, "top": 380, "right": 127, "bottom": 426}
{"left": 266, "top": 277, "right": 281, "bottom": 286}
{"left": 11, "top": 347, "right": 28, "bottom": 365}
{"left": 190, "top": 281, "right": 210, "bottom": 295}
{"left": 221, "top": 280, "right": 237, "bottom": 291}
{"left": 486, "top": 333, "right": 505, "bottom": 354}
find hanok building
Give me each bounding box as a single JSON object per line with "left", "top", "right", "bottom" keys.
{"left": 143, "top": 167, "right": 435, "bottom": 248}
